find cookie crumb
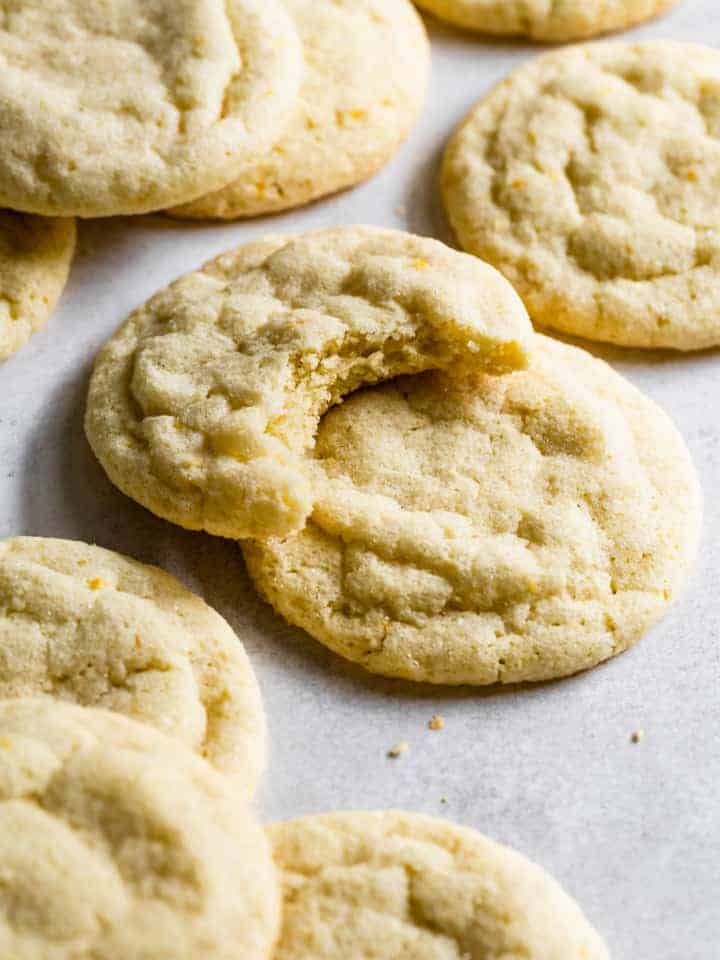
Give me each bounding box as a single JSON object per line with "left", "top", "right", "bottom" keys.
{"left": 440, "top": 795, "right": 449, "bottom": 805}
{"left": 388, "top": 741, "right": 409, "bottom": 759}
{"left": 428, "top": 714, "right": 445, "bottom": 731}
{"left": 630, "top": 729, "right": 645, "bottom": 744}
{"left": 394, "top": 204, "right": 406, "bottom": 216}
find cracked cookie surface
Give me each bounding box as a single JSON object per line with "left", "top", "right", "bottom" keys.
{"left": 86, "top": 227, "right": 531, "bottom": 541}
{"left": 0, "top": 212, "right": 75, "bottom": 361}
{"left": 415, "top": 0, "right": 677, "bottom": 42}
{"left": 443, "top": 42, "right": 720, "bottom": 350}
{"left": 0, "top": 698, "right": 279, "bottom": 960}
{"left": 268, "top": 811, "right": 609, "bottom": 959}
{"left": 243, "top": 336, "right": 701, "bottom": 685}
{"left": 0, "top": 537, "right": 266, "bottom": 793}
{"left": 0, "top": 0, "right": 303, "bottom": 216}
{"left": 169, "top": 0, "right": 429, "bottom": 219}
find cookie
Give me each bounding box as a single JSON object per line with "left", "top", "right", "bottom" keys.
{"left": 169, "top": 0, "right": 429, "bottom": 220}
{"left": 415, "top": 0, "right": 677, "bottom": 42}
{"left": 269, "top": 810, "right": 609, "bottom": 959}
{"left": 0, "top": 537, "right": 266, "bottom": 793}
{"left": 0, "top": 211, "right": 75, "bottom": 361}
{"left": 86, "top": 227, "right": 531, "bottom": 541}
{"left": 443, "top": 42, "right": 720, "bottom": 350}
{"left": 0, "top": 0, "right": 303, "bottom": 217}
{"left": 0, "top": 698, "right": 279, "bottom": 960}
{"left": 243, "top": 335, "right": 701, "bottom": 685}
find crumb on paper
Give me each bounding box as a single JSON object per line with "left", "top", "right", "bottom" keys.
{"left": 440, "top": 796, "right": 449, "bottom": 805}
{"left": 388, "top": 741, "right": 409, "bottom": 759}
{"left": 631, "top": 729, "right": 645, "bottom": 744}
{"left": 394, "top": 204, "right": 406, "bottom": 217}
{"left": 429, "top": 714, "right": 445, "bottom": 731}
{"left": 87, "top": 577, "right": 105, "bottom": 590}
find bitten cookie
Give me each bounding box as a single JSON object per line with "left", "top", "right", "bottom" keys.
{"left": 415, "top": 0, "right": 677, "bottom": 42}
{"left": 169, "top": 0, "right": 429, "bottom": 220}
{"left": 443, "top": 42, "right": 720, "bottom": 350}
{"left": 0, "top": 537, "right": 266, "bottom": 793}
{"left": 269, "top": 811, "right": 609, "bottom": 959}
{"left": 86, "top": 228, "right": 531, "bottom": 541}
{"left": 243, "top": 336, "right": 701, "bottom": 685}
{"left": 0, "top": 212, "right": 75, "bottom": 361}
{"left": 0, "top": 698, "right": 279, "bottom": 960}
{"left": 0, "top": 0, "right": 303, "bottom": 217}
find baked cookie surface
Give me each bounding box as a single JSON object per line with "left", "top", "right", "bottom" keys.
{"left": 243, "top": 336, "right": 701, "bottom": 685}
{"left": 269, "top": 810, "right": 609, "bottom": 959}
{"left": 0, "top": 537, "right": 266, "bottom": 793}
{"left": 86, "top": 227, "right": 531, "bottom": 541}
{"left": 0, "top": 212, "right": 75, "bottom": 361}
{"left": 170, "top": 0, "right": 429, "bottom": 219}
{"left": 415, "top": 0, "right": 677, "bottom": 42}
{"left": 0, "top": 698, "right": 279, "bottom": 960}
{"left": 443, "top": 42, "right": 720, "bottom": 350}
{"left": 0, "top": 0, "right": 303, "bottom": 217}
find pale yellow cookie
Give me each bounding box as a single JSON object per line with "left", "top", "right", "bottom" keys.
{"left": 169, "top": 0, "right": 429, "bottom": 219}
{"left": 86, "top": 227, "right": 532, "bottom": 542}
{"left": 0, "top": 537, "right": 266, "bottom": 793}
{"left": 443, "top": 42, "right": 720, "bottom": 350}
{"left": 269, "top": 810, "right": 609, "bottom": 959}
{"left": 0, "top": 0, "right": 303, "bottom": 217}
{"left": 0, "top": 698, "right": 279, "bottom": 960}
{"left": 415, "top": 0, "right": 677, "bottom": 42}
{"left": 0, "top": 211, "right": 75, "bottom": 361}
{"left": 243, "top": 336, "right": 701, "bottom": 685}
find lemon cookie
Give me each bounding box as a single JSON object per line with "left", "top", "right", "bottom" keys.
{"left": 170, "top": 0, "right": 429, "bottom": 220}
{"left": 86, "top": 228, "right": 531, "bottom": 542}
{"left": 443, "top": 42, "right": 720, "bottom": 350}
{"left": 0, "top": 0, "right": 303, "bottom": 217}
{"left": 243, "top": 336, "right": 701, "bottom": 685}
{"left": 0, "top": 698, "right": 279, "bottom": 960}
{"left": 269, "top": 810, "right": 609, "bottom": 959}
{"left": 0, "top": 537, "right": 266, "bottom": 793}
{"left": 415, "top": 0, "right": 677, "bottom": 42}
{"left": 0, "top": 211, "right": 75, "bottom": 361}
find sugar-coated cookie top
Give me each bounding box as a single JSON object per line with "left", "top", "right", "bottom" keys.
{"left": 269, "top": 811, "right": 609, "bottom": 959}
{"left": 444, "top": 42, "right": 720, "bottom": 349}
{"left": 0, "top": 537, "right": 266, "bottom": 792}
{"left": 0, "top": 698, "right": 279, "bottom": 959}
{"left": 0, "top": 0, "right": 303, "bottom": 216}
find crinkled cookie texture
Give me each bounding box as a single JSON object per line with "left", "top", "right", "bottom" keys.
{"left": 170, "top": 0, "right": 429, "bottom": 219}
{"left": 0, "top": 537, "right": 266, "bottom": 793}
{"left": 0, "top": 211, "right": 75, "bottom": 361}
{"left": 0, "top": 698, "right": 280, "bottom": 960}
{"left": 269, "top": 811, "right": 609, "bottom": 959}
{"left": 443, "top": 42, "right": 720, "bottom": 350}
{"left": 415, "top": 0, "right": 676, "bottom": 41}
{"left": 0, "top": 0, "right": 303, "bottom": 216}
{"left": 243, "top": 336, "right": 701, "bottom": 685}
{"left": 86, "top": 227, "right": 531, "bottom": 542}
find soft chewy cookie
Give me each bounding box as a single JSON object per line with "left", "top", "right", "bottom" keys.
{"left": 170, "top": 0, "right": 429, "bottom": 219}
{"left": 0, "top": 0, "right": 303, "bottom": 217}
{"left": 0, "top": 537, "right": 266, "bottom": 793}
{"left": 269, "top": 811, "right": 609, "bottom": 959}
{"left": 243, "top": 336, "right": 701, "bottom": 685}
{"left": 443, "top": 42, "right": 720, "bottom": 350}
{"left": 0, "top": 698, "right": 279, "bottom": 960}
{"left": 415, "top": 0, "right": 677, "bottom": 42}
{"left": 86, "top": 228, "right": 531, "bottom": 541}
{"left": 0, "top": 212, "right": 75, "bottom": 361}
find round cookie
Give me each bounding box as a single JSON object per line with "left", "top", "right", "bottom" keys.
{"left": 243, "top": 336, "right": 701, "bottom": 685}
{"left": 268, "top": 810, "right": 609, "bottom": 959}
{"left": 0, "top": 698, "right": 280, "bottom": 960}
{"left": 415, "top": 0, "right": 677, "bottom": 42}
{"left": 443, "top": 42, "right": 720, "bottom": 350}
{"left": 0, "top": 537, "right": 266, "bottom": 793}
{"left": 0, "top": 0, "right": 303, "bottom": 217}
{"left": 169, "top": 0, "right": 429, "bottom": 220}
{"left": 86, "top": 227, "right": 532, "bottom": 542}
{"left": 0, "top": 212, "right": 75, "bottom": 361}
